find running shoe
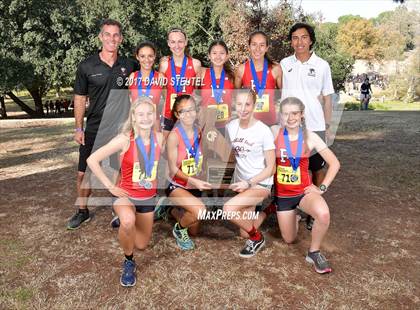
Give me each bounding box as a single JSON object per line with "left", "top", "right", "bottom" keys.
{"left": 305, "top": 250, "right": 332, "bottom": 274}
{"left": 110, "top": 211, "right": 120, "bottom": 228}
{"left": 120, "top": 259, "right": 136, "bottom": 287}
{"left": 297, "top": 209, "right": 307, "bottom": 222}
{"left": 306, "top": 215, "right": 314, "bottom": 231}
{"left": 154, "top": 197, "right": 171, "bottom": 221}
{"left": 67, "top": 210, "right": 91, "bottom": 230}
{"left": 239, "top": 235, "right": 265, "bottom": 258}
{"left": 172, "top": 223, "right": 195, "bottom": 250}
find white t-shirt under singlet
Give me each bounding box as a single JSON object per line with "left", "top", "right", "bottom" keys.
{"left": 226, "top": 119, "right": 275, "bottom": 186}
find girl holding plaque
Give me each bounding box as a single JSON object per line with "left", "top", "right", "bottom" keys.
{"left": 223, "top": 89, "right": 276, "bottom": 258}
{"left": 128, "top": 41, "right": 164, "bottom": 125}
{"left": 87, "top": 97, "right": 163, "bottom": 287}
{"left": 272, "top": 97, "right": 340, "bottom": 274}
{"left": 199, "top": 40, "right": 235, "bottom": 135}
{"left": 164, "top": 94, "right": 212, "bottom": 251}
{"left": 234, "top": 31, "right": 282, "bottom": 126}
{"left": 159, "top": 28, "right": 202, "bottom": 138}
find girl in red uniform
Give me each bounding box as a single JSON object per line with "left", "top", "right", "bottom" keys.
{"left": 159, "top": 28, "right": 202, "bottom": 137}
{"left": 272, "top": 97, "right": 340, "bottom": 274}
{"left": 87, "top": 97, "right": 163, "bottom": 287}
{"left": 128, "top": 41, "right": 164, "bottom": 127}
{"left": 164, "top": 94, "right": 212, "bottom": 250}
{"left": 199, "top": 40, "right": 234, "bottom": 135}
{"left": 235, "top": 31, "right": 282, "bottom": 126}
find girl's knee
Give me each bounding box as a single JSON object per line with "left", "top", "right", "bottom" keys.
{"left": 282, "top": 234, "right": 297, "bottom": 244}
{"left": 119, "top": 214, "right": 136, "bottom": 230}
{"left": 315, "top": 210, "right": 330, "bottom": 225}
{"left": 194, "top": 204, "right": 206, "bottom": 214}
{"left": 135, "top": 242, "right": 148, "bottom": 250}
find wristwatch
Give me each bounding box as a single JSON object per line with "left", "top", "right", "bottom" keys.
{"left": 325, "top": 123, "right": 330, "bottom": 130}
{"left": 75, "top": 127, "right": 84, "bottom": 132}
{"left": 319, "top": 184, "right": 328, "bottom": 193}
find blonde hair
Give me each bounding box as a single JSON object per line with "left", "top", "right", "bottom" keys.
{"left": 234, "top": 88, "right": 257, "bottom": 106}
{"left": 121, "top": 96, "right": 156, "bottom": 136}
{"left": 279, "top": 97, "right": 308, "bottom": 146}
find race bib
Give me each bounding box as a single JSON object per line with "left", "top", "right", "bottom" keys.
{"left": 254, "top": 94, "right": 269, "bottom": 112}
{"left": 170, "top": 93, "right": 178, "bottom": 110}
{"left": 214, "top": 103, "right": 229, "bottom": 122}
{"left": 181, "top": 156, "right": 203, "bottom": 176}
{"left": 277, "top": 165, "right": 301, "bottom": 185}
{"left": 132, "top": 161, "right": 158, "bottom": 182}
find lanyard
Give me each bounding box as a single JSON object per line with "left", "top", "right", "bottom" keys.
{"left": 210, "top": 67, "right": 225, "bottom": 103}
{"left": 137, "top": 70, "right": 155, "bottom": 97}
{"left": 135, "top": 132, "right": 155, "bottom": 178}
{"left": 250, "top": 58, "right": 268, "bottom": 98}
{"left": 177, "top": 124, "right": 200, "bottom": 166}
{"left": 282, "top": 127, "right": 303, "bottom": 172}
{"left": 170, "top": 56, "right": 188, "bottom": 94}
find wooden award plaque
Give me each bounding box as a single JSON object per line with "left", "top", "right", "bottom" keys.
{"left": 199, "top": 106, "right": 235, "bottom": 189}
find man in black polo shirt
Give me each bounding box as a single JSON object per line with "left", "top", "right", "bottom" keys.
{"left": 67, "top": 19, "right": 136, "bottom": 229}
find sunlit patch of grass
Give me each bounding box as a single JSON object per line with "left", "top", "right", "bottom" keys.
{"left": 0, "top": 287, "right": 35, "bottom": 308}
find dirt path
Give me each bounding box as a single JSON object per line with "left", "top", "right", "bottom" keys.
{"left": 1, "top": 111, "right": 419, "bottom": 309}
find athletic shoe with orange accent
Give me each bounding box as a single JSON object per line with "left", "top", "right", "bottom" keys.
{"left": 305, "top": 250, "right": 332, "bottom": 274}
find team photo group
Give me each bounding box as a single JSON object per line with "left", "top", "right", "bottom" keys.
{"left": 68, "top": 18, "right": 340, "bottom": 287}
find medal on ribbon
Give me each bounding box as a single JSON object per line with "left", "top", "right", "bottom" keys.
{"left": 137, "top": 70, "right": 155, "bottom": 97}
{"left": 250, "top": 58, "right": 268, "bottom": 98}
{"left": 135, "top": 132, "right": 155, "bottom": 189}
{"left": 283, "top": 127, "right": 303, "bottom": 181}
{"left": 210, "top": 67, "right": 225, "bottom": 104}
{"left": 170, "top": 56, "right": 188, "bottom": 94}
{"left": 177, "top": 124, "right": 201, "bottom": 168}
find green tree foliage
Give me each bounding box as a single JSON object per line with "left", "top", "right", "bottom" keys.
{"left": 2, "top": 0, "right": 363, "bottom": 117}
{"left": 219, "top": 0, "right": 296, "bottom": 65}
{"left": 315, "top": 23, "right": 354, "bottom": 91}
{"left": 337, "top": 14, "right": 363, "bottom": 25}
{"left": 0, "top": 0, "right": 83, "bottom": 116}
{"left": 373, "top": 7, "right": 419, "bottom": 52}
{"left": 156, "top": 0, "right": 223, "bottom": 63}
{"left": 336, "top": 19, "right": 383, "bottom": 61}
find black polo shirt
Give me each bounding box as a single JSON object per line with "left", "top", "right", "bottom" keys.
{"left": 74, "top": 52, "right": 137, "bottom": 135}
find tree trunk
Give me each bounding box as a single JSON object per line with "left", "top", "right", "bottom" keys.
{"left": 0, "top": 96, "right": 7, "bottom": 118}
{"left": 6, "top": 92, "right": 38, "bottom": 117}
{"left": 404, "top": 76, "right": 415, "bottom": 103}
{"left": 27, "top": 86, "right": 45, "bottom": 117}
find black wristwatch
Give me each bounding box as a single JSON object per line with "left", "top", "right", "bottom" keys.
{"left": 325, "top": 123, "right": 330, "bottom": 130}
{"left": 319, "top": 184, "right": 328, "bottom": 193}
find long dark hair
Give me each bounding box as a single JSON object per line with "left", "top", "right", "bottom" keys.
{"left": 135, "top": 41, "right": 157, "bottom": 57}
{"left": 134, "top": 41, "right": 158, "bottom": 69}
{"left": 208, "top": 40, "right": 234, "bottom": 81}
{"left": 248, "top": 30, "right": 274, "bottom": 66}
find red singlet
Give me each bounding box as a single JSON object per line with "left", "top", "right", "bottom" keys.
{"left": 171, "top": 126, "right": 203, "bottom": 188}
{"left": 163, "top": 56, "right": 197, "bottom": 119}
{"left": 200, "top": 68, "right": 234, "bottom": 128}
{"left": 274, "top": 129, "right": 311, "bottom": 197}
{"left": 242, "top": 60, "right": 277, "bottom": 126}
{"left": 119, "top": 132, "right": 161, "bottom": 199}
